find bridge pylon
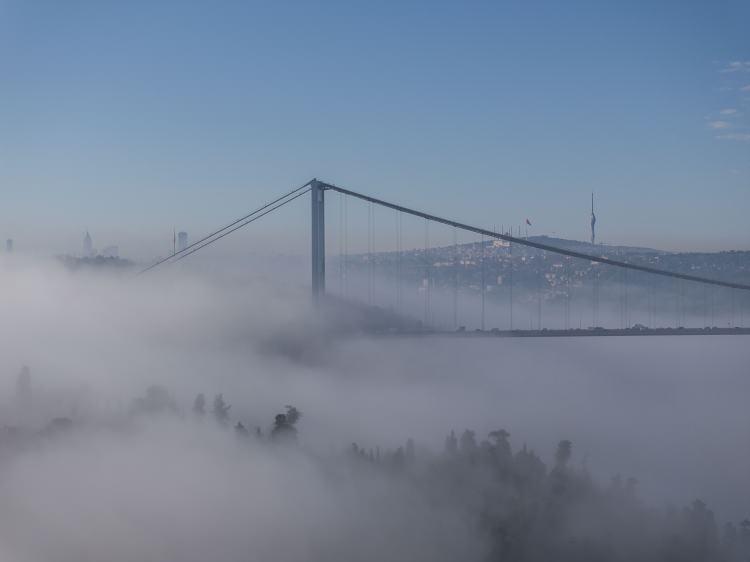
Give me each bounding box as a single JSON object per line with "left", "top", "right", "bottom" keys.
{"left": 311, "top": 179, "right": 325, "bottom": 301}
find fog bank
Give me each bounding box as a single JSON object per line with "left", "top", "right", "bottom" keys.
{"left": 0, "top": 255, "right": 748, "bottom": 560}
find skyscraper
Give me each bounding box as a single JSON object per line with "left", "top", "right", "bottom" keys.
{"left": 177, "top": 231, "right": 188, "bottom": 252}
{"left": 5, "top": 239, "right": 12, "bottom": 253}
{"left": 590, "top": 193, "right": 596, "bottom": 245}
{"left": 83, "top": 231, "right": 93, "bottom": 257}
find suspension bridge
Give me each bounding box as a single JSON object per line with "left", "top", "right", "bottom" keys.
{"left": 140, "top": 179, "right": 750, "bottom": 336}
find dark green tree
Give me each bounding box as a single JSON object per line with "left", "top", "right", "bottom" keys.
{"left": 212, "top": 394, "right": 231, "bottom": 425}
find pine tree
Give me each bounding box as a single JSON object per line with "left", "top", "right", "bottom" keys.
{"left": 212, "top": 394, "right": 231, "bottom": 425}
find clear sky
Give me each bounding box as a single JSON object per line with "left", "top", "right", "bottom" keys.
{"left": 1, "top": 0, "right": 748, "bottom": 258}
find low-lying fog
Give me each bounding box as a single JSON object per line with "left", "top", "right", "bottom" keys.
{"left": 0, "top": 255, "right": 748, "bottom": 561}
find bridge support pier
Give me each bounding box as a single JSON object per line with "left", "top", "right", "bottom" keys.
{"left": 311, "top": 179, "right": 325, "bottom": 301}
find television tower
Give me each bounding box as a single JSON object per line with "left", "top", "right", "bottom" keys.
{"left": 590, "top": 193, "right": 596, "bottom": 245}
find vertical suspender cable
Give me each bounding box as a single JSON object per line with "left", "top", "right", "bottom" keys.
{"left": 624, "top": 268, "right": 629, "bottom": 328}
{"left": 481, "top": 233, "right": 485, "bottom": 331}
{"left": 537, "top": 254, "right": 542, "bottom": 330}
{"left": 596, "top": 269, "right": 600, "bottom": 327}
{"left": 367, "top": 202, "right": 373, "bottom": 305}
{"left": 339, "top": 192, "right": 344, "bottom": 295}
{"left": 453, "top": 227, "right": 458, "bottom": 330}
{"left": 397, "top": 212, "right": 402, "bottom": 311}
{"left": 682, "top": 280, "right": 687, "bottom": 328}
{"left": 344, "top": 195, "right": 349, "bottom": 298}
{"left": 509, "top": 236, "right": 513, "bottom": 330}
{"left": 563, "top": 259, "right": 572, "bottom": 330}
{"left": 393, "top": 211, "right": 401, "bottom": 312}
{"left": 619, "top": 268, "right": 624, "bottom": 329}
{"left": 427, "top": 220, "right": 431, "bottom": 325}
{"left": 649, "top": 274, "right": 654, "bottom": 328}
{"left": 423, "top": 219, "right": 430, "bottom": 326}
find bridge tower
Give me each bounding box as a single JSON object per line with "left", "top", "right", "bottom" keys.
{"left": 311, "top": 179, "right": 326, "bottom": 301}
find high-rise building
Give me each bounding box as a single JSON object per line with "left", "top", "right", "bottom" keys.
{"left": 177, "top": 231, "right": 188, "bottom": 252}
{"left": 83, "top": 231, "right": 94, "bottom": 257}
{"left": 5, "top": 239, "right": 12, "bottom": 253}
{"left": 590, "top": 193, "right": 596, "bottom": 245}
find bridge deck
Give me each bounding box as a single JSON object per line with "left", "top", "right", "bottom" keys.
{"left": 378, "top": 327, "right": 750, "bottom": 338}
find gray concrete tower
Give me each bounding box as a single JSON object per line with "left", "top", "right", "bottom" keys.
{"left": 311, "top": 179, "right": 325, "bottom": 301}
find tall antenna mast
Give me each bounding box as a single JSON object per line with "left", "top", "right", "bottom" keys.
{"left": 590, "top": 193, "right": 596, "bottom": 245}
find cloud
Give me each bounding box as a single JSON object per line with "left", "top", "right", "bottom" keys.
{"left": 708, "top": 120, "right": 731, "bottom": 129}
{"left": 720, "top": 61, "right": 750, "bottom": 73}
{"left": 716, "top": 133, "right": 750, "bottom": 141}
{"left": 719, "top": 108, "right": 738, "bottom": 116}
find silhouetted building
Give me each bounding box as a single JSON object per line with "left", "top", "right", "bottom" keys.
{"left": 177, "top": 231, "right": 188, "bottom": 252}
{"left": 83, "top": 231, "right": 94, "bottom": 257}
{"left": 5, "top": 239, "right": 12, "bottom": 253}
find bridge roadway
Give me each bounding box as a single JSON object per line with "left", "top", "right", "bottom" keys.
{"left": 374, "top": 327, "right": 750, "bottom": 338}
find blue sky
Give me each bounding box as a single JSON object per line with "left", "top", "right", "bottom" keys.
{"left": 1, "top": 0, "right": 748, "bottom": 257}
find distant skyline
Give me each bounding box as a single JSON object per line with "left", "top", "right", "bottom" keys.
{"left": 1, "top": 1, "right": 748, "bottom": 259}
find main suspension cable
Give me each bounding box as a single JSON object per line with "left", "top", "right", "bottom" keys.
{"left": 321, "top": 181, "right": 750, "bottom": 292}
{"left": 138, "top": 180, "right": 312, "bottom": 275}
{"left": 170, "top": 187, "right": 311, "bottom": 263}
